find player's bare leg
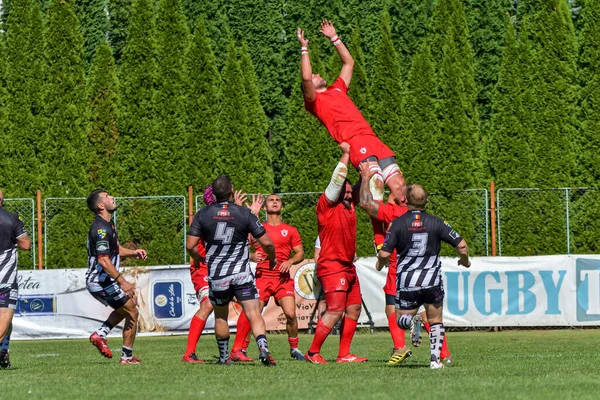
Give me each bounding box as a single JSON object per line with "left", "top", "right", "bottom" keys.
{"left": 306, "top": 294, "right": 345, "bottom": 364}
{"left": 89, "top": 309, "right": 125, "bottom": 359}
{"left": 240, "top": 298, "right": 276, "bottom": 366}
{"left": 383, "top": 168, "right": 406, "bottom": 202}
{"left": 0, "top": 309, "right": 15, "bottom": 369}
{"left": 213, "top": 304, "right": 233, "bottom": 364}
{"left": 279, "top": 296, "right": 304, "bottom": 360}
{"left": 118, "top": 298, "right": 141, "bottom": 364}
{"left": 396, "top": 308, "right": 420, "bottom": 348}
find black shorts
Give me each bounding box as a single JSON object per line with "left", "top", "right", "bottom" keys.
{"left": 396, "top": 285, "right": 444, "bottom": 310}
{"left": 88, "top": 281, "right": 129, "bottom": 310}
{"left": 209, "top": 270, "right": 258, "bottom": 306}
{"left": 0, "top": 283, "right": 18, "bottom": 310}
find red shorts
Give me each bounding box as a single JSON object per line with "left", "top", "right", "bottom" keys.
{"left": 191, "top": 267, "right": 209, "bottom": 303}
{"left": 255, "top": 275, "right": 294, "bottom": 303}
{"left": 384, "top": 265, "right": 397, "bottom": 296}
{"left": 320, "top": 271, "right": 362, "bottom": 311}
{"left": 347, "top": 135, "right": 395, "bottom": 169}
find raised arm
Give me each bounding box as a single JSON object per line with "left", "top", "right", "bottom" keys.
{"left": 358, "top": 161, "right": 380, "bottom": 219}
{"left": 320, "top": 20, "right": 354, "bottom": 87}
{"left": 298, "top": 28, "right": 316, "bottom": 101}
{"left": 324, "top": 142, "right": 350, "bottom": 205}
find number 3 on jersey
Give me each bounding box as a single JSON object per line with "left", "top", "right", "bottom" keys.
{"left": 407, "top": 233, "right": 428, "bottom": 257}
{"left": 215, "top": 222, "right": 234, "bottom": 244}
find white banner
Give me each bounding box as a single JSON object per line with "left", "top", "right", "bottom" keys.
{"left": 12, "top": 255, "right": 600, "bottom": 339}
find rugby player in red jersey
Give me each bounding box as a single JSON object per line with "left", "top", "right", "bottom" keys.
{"left": 298, "top": 20, "right": 406, "bottom": 249}
{"left": 305, "top": 143, "right": 367, "bottom": 364}
{"left": 182, "top": 185, "right": 217, "bottom": 363}
{"left": 231, "top": 194, "right": 305, "bottom": 361}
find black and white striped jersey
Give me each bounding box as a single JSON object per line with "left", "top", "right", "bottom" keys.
{"left": 381, "top": 210, "right": 463, "bottom": 290}
{"left": 0, "top": 208, "right": 27, "bottom": 291}
{"left": 86, "top": 215, "right": 120, "bottom": 287}
{"left": 189, "top": 202, "right": 266, "bottom": 280}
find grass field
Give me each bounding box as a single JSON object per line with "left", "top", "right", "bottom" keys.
{"left": 3, "top": 330, "right": 600, "bottom": 399}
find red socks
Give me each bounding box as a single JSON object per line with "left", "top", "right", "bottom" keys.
{"left": 338, "top": 317, "right": 358, "bottom": 357}
{"left": 288, "top": 336, "right": 299, "bottom": 350}
{"left": 387, "top": 313, "right": 406, "bottom": 349}
{"left": 232, "top": 311, "right": 252, "bottom": 352}
{"left": 185, "top": 315, "right": 206, "bottom": 356}
{"left": 308, "top": 320, "right": 333, "bottom": 354}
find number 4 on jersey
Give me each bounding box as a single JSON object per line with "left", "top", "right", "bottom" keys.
{"left": 215, "top": 222, "right": 234, "bottom": 244}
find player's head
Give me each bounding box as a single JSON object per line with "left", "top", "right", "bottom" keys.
{"left": 311, "top": 74, "right": 327, "bottom": 91}
{"left": 203, "top": 184, "right": 216, "bottom": 206}
{"left": 388, "top": 192, "right": 407, "bottom": 207}
{"left": 87, "top": 189, "right": 117, "bottom": 214}
{"left": 264, "top": 193, "right": 283, "bottom": 215}
{"left": 339, "top": 179, "right": 353, "bottom": 209}
{"left": 212, "top": 175, "right": 233, "bottom": 202}
{"left": 406, "top": 184, "right": 428, "bottom": 210}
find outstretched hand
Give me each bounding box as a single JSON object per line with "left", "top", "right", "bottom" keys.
{"left": 297, "top": 28, "right": 309, "bottom": 47}
{"left": 234, "top": 190, "right": 247, "bottom": 206}
{"left": 340, "top": 142, "right": 350, "bottom": 155}
{"left": 247, "top": 193, "right": 263, "bottom": 216}
{"left": 320, "top": 20, "right": 336, "bottom": 39}
{"left": 359, "top": 161, "right": 377, "bottom": 181}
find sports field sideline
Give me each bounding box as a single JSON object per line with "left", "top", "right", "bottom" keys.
{"left": 2, "top": 330, "right": 599, "bottom": 399}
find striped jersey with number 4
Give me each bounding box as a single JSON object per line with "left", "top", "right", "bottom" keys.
{"left": 381, "top": 210, "right": 463, "bottom": 289}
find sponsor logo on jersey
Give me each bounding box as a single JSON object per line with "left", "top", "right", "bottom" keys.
{"left": 340, "top": 278, "right": 346, "bottom": 286}
{"left": 97, "top": 229, "right": 106, "bottom": 239}
{"left": 217, "top": 204, "right": 230, "bottom": 217}
{"left": 411, "top": 213, "right": 423, "bottom": 228}
{"left": 281, "top": 229, "right": 288, "bottom": 237}
{"left": 360, "top": 147, "right": 367, "bottom": 154}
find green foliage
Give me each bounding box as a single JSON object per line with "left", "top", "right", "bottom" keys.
{"left": 42, "top": 0, "right": 90, "bottom": 197}
{"left": 184, "top": 18, "right": 221, "bottom": 191}
{"left": 347, "top": 25, "right": 371, "bottom": 115}
{"left": 107, "top": 0, "right": 133, "bottom": 64}
{"left": 117, "top": 0, "right": 157, "bottom": 194}
{"left": 154, "top": 0, "right": 189, "bottom": 194}
{"left": 369, "top": 10, "right": 403, "bottom": 157}
{"left": 0, "top": 36, "right": 8, "bottom": 179}
{"left": 400, "top": 44, "right": 441, "bottom": 191}
{"left": 489, "top": 17, "right": 533, "bottom": 187}
{"left": 577, "top": 0, "right": 600, "bottom": 186}
{"left": 74, "top": 0, "right": 108, "bottom": 68}
{"left": 524, "top": 0, "right": 578, "bottom": 187}
{"left": 238, "top": 42, "right": 274, "bottom": 193}
{"left": 87, "top": 40, "right": 119, "bottom": 188}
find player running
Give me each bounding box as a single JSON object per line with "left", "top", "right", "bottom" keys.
{"left": 0, "top": 189, "right": 32, "bottom": 369}
{"left": 305, "top": 143, "right": 367, "bottom": 364}
{"left": 377, "top": 184, "right": 470, "bottom": 369}
{"left": 86, "top": 189, "right": 148, "bottom": 364}
{"left": 231, "top": 194, "right": 305, "bottom": 361}
{"left": 187, "top": 175, "right": 277, "bottom": 366}
{"left": 298, "top": 20, "right": 406, "bottom": 248}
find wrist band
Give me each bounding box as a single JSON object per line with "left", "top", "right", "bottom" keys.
{"left": 331, "top": 35, "right": 341, "bottom": 46}
{"left": 301, "top": 47, "right": 308, "bottom": 54}
{"left": 115, "top": 273, "right": 122, "bottom": 280}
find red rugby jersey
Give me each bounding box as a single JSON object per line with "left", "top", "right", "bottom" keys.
{"left": 305, "top": 77, "right": 377, "bottom": 144}
{"left": 315, "top": 193, "right": 356, "bottom": 278}
{"left": 378, "top": 202, "right": 409, "bottom": 272}
{"left": 254, "top": 222, "right": 302, "bottom": 279}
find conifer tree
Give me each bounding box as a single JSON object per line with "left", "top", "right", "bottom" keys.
{"left": 42, "top": 0, "right": 90, "bottom": 197}
{"left": 4, "top": 0, "right": 37, "bottom": 196}
{"left": 154, "top": 0, "right": 189, "bottom": 194}
{"left": 347, "top": 25, "right": 371, "bottom": 114}
{"left": 117, "top": 0, "right": 157, "bottom": 194}
{"left": 400, "top": 43, "right": 441, "bottom": 190}
{"left": 369, "top": 10, "right": 403, "bottom": 159}
{"left": 184, "top": 19, "right": 221, "bottom": 191}
{"left": 489, "top": 17, "right": 532, "bottom": 188}
{"left": 525, "top": 0, "right": 577, "bottom": 187}
{"left": 577, "top": 0, "right": 600, "bottom": 186}
{"left": 0, "top": 38, "right": 8, "bottom": 189}
{"left": 87, "top": 40, "right": 119, "bottom": 188}
{"left": 239, "top": 42, "right": 274, "bottom": 193}
{"left": 107, "top": 0, "right": 133, "bottom": 64}
{"left": 74, "top": 0, "right": 108, "bottom": 68}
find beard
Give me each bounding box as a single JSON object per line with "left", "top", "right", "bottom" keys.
{"left": 316, "top": 79, "right": 327, "bottom": 90}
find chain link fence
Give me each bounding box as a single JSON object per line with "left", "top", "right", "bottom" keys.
{"left": 196, "top": 189, "right": 490, "bottom": 258}
{"left": 3, "top": 198, "right": 36, "bottom": 269}
{"left": 44, "top": 196, "right": 186, "bottom": 269}
{"left": 497, "top": 187, "right": 600, "bottom": 256}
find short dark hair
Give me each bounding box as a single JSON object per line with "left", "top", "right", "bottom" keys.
{"left": 406, "top": 184, "right": 428, "bottom": 209}
{"left": 266, "top": 193, "right": 283, "bottom": 206}
{"left": 87, "top": 189, "right": 105, "bottom": 214}
{"left": 212, "top": 175, "right": 233, "bottom": 202}
{"left": 336, "top": 179, "right": 353, "bottom": 203}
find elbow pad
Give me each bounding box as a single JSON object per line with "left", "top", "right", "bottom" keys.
{"left": 325, "top": 162, "right": 348, "bottom": 202}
